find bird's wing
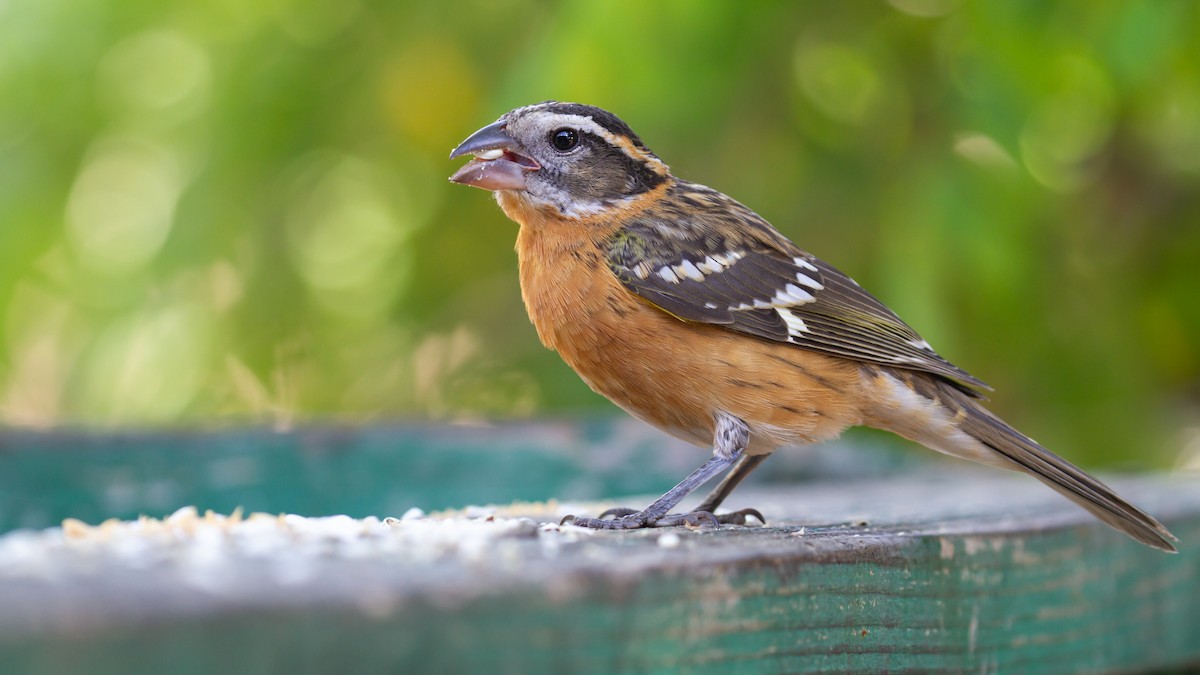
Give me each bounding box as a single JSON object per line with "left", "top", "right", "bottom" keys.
{"left": 604, "top": 184, "right": 990, "bottom": 395}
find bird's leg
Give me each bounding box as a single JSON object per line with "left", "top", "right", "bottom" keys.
{"left": 692, "top": 453, "right": 769, "bottom": 524}
{"left": 563, "top": 412, "right": 759, "bottom": 530}
{"left": 598, "top": 453, "right": 769, "bottom": 525}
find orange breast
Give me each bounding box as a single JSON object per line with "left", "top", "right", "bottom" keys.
{"left": 505, "top": 194, "right": 864, "bottom": 453}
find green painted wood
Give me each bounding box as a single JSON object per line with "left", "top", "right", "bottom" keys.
{"left": 0, "top": 420, "right": 683, "bottom": 531}
{"left": 0, "top": 421, "right": 918, "bottom": 532}
{"left": 0, "top": 423, "right": 1194, "bottom": 673}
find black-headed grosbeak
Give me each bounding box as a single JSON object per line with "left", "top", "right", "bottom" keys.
{"left": 448, "top": 101, "right": 1176, "bottom": 551}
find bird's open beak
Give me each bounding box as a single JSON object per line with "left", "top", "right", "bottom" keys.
{"left": 448, "top": 121, "right": 540, "bottom": 191}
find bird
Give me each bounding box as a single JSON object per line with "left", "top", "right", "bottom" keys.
{"left": 447, "top": 101, "right": 1177, "bottom": 552}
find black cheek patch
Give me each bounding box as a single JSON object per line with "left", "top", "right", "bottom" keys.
{"left": 556, "top": 135, "right": 666, "bottom": 205}
{"left": 618, "top": 148, "right": 666, "bottom": 195}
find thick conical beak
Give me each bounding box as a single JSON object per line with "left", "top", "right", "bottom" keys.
{"left": 448, "top": 121, "right": 540, "bottom": 192}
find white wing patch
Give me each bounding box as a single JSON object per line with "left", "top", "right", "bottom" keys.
{"left": 794, "top": 271, "right": 823, "bottom": 290}
{"left": 653, "top": 250, "right": 822, "bottom": 315}
{"left": 656, "top": 266, "right": 679, "bottom": 283}
{"left": 777, "top": 308, "right": 809, "bottom": 337}
{"left": 793, "top": 257, "right": 818, "bottom": 272}
{"left": 676, "top": 259, "right": 704, "bottom": 281}
{"left": 734, "top": 299, "right": 775, "bottom": 311}
{"left": 652, "top": 250, "right": 746, "bottom": 285}
{"left": 774, "top": 283, "right": 815, "bottom": 305}
{"left": 697, "top": 256, "right": 723, "bottom": 274}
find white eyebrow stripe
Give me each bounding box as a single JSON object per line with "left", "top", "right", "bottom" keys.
{"left": 535, "top": 112, "right": 668, "bottom": 173}
{"left": 545, "top": 114, "right": 619, "bottom": 143}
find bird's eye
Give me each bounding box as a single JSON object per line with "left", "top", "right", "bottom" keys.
{"left": 551, "top": 128, "right": 579, "bottom": 152}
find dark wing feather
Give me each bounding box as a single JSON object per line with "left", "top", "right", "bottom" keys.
{"left": 606, "top": 182, "right": 991, "bottom": 395}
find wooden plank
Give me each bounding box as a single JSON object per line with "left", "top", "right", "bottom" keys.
{"left": 0, "top": 422, "right": 1195, "bottom": 674}
{"left": 0, "top": 421, "right": 918, "bottom": 532}
{"left": 0, "top": 421, "right": 699, "bottom": 531}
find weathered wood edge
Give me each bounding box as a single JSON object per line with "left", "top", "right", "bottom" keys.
{"left": 2, "top": 470, "right": 1197, "bottom": 674}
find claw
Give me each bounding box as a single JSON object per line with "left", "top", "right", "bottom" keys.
{"left": 717, "top": 508, "right": 766, "bottom": 525}
{"left": 598, "top": 506, "right": 640, "bottom": 520}
{"left": 685, "top": 511, "right": 720, "bottom": 529}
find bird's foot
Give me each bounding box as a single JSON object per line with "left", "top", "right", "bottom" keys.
{"left": 560, "top": 506, "right": 765, "bottom": 530}
{"left": 706, "top": 507, "right": 766, "bottom": 525}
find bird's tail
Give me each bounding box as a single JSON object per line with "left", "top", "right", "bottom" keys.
{"left": 867, "top": 368, "right": 1178, "bottom": 552}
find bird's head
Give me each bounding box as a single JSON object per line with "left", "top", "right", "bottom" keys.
{"left": 449, "top": 102, "right": 670, "bottom": 219}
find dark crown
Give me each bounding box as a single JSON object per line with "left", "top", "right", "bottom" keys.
{"left": 519, "top": 101, "right": 650, "bottom": 150}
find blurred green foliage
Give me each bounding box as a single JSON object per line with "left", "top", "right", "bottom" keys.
{"left": 1, "top": 0, "right": 1198, "bottom": 467}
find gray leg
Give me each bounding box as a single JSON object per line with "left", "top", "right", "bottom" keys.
{"left": 563, "top": 412, "right": 753, "bottom": 530}
{"left": 694, "top": 453, "right": 769, "bottom": 516}
{"left": 598, "top": 452, "right": 769, "bottom": 524}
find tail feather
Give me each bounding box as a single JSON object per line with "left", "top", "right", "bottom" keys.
{"left": 870, "top": 368, "right": 1178, "bottom": 552}
{"left": 957, "top": 403, "right": 1178, "bottom": 552}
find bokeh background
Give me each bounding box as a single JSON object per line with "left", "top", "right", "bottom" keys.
{"left": 1, "top": 0, "right": 1197, "bottom": 468}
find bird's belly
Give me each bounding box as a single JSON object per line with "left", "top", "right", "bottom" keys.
{"left": 545, "top": 290, "right": 865, "bottom": 452}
